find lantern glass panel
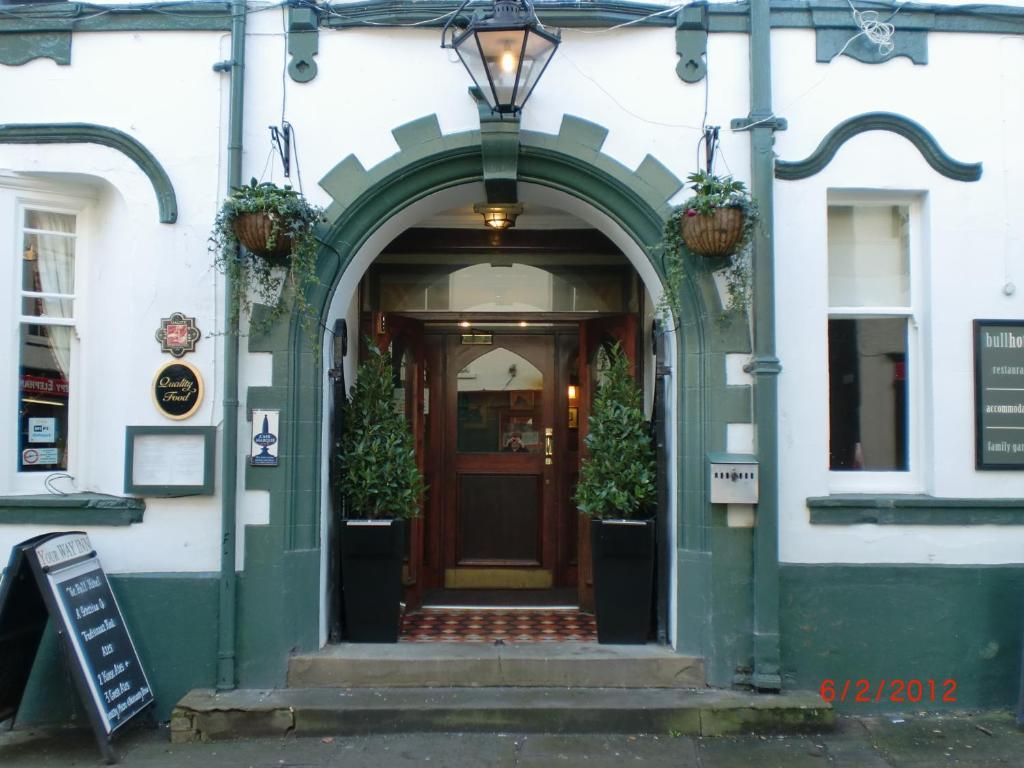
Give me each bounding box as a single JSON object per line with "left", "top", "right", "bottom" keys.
{"left": 513, "top": 30, "right": 558, "bottom": 109}
{"left": 454, "top": 31, "right": 497, "bottom": 109}
{"left": 476, "top": 29, "right": 528, "bottom": 109}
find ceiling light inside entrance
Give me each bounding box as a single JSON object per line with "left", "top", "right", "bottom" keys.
{"left": 474, "top": 202, "right": 523, "bottom": 230}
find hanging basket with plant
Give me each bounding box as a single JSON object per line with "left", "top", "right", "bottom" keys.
{"left": 210, "top": 178, "right": 324, "bottom": 341}
{"left": 660, "top": 169, "right": 758, "bottom": 321}
{"left": 681, "top": 205, "right": 745, "bottom": 258}
{"left": 232, "top": 211, "right": 293, "bottom": 260}
{"left": 674, "top": 170, "right": 757, "bottom": 259}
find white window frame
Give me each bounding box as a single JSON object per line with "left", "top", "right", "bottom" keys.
{"left": 3, "top": 179, "right": 91, "bottom": 494}
{"left": 826, "top": 190, "right": 927, "bottom": 494}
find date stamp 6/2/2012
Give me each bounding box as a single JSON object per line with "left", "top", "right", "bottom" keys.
{"left": 819, "top": 679, "right": 958, "bottom": 704}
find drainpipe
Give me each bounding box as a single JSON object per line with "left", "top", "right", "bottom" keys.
{"left": 214, "top": 0, "right": 247, "bottom": 692}
{"left": 735, "top": 0, "right": 784, "bottom": 691}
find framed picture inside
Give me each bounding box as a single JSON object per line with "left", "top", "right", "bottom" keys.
{"left": 509, "top": 390, "right": 535, "bottom": 411}
{"left": 568, "top": 406, "right": 579, "bottom": 430}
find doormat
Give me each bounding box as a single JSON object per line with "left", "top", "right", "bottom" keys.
{"left": 400, "top": 608, "right": 597, "bottom": 643}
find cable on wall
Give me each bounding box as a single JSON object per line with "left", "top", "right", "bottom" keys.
{"left": 835, "top": 0, "right": 903, "bottom": 59}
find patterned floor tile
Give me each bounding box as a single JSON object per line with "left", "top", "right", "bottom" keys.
{"left": 400, "top": 609, "right": 597, "bottom": 643}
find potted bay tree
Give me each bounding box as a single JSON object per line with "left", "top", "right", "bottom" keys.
{"left": 336, "top": 342, "right": 424, "bottom": 642}
{"left": 574, "top": 343, "right": 657, "bottom": 644}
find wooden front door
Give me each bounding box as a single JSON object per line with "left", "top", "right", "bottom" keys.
{"left": 443, "top": 334, "right": 557, "bottom": 589}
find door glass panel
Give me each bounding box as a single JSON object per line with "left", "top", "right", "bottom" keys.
{"left": 452, "top": 264, "right": 550, "bottom": 312}
{"left": 457, "top": 347, "right": 543, "bottom": 453}
{"left": 593, "top": 340, "right": 614, "bottom": 390}
{"left": 372, "top": 264, "right": 636, "bottom": 313}
{"left": 389, "top": 339, "right": 418, "bottom": 561}
{"left": 392, "top": 343, "right": 410, "bottom": 418}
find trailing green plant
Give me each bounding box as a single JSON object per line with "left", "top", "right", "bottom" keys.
{"left": 337, "top": 342, "right": 425, "bottom": 520}
{"left": 721, "top": 248, "right": 751, "bottom": 318}
{"left": 210, "top": 178, "right": 324, "bottom": 345}
{"left": 573, "top": 343, "right": 656, "bottom": 520}
{"left": 659, "top": 170, "right": 758, "bottom": 322}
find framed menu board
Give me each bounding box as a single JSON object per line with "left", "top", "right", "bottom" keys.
{"left": 124, "top": 425, "right": 215, "bottom": 495}
{"left": 974, "top": 320, "right": 1024, "bottom": 469}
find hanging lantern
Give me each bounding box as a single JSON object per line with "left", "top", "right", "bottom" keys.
{"left": 444, "top": 0, "right": 561, "bottom": 115}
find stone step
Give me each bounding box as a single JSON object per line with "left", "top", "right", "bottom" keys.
{"left": 171, "top": 687, "right": 834, "bottom": 743}
{"left": 287, "top": 642, "right": 705, "bottom": 689}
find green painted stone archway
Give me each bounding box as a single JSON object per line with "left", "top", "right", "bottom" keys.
{"left": 234, "top": 114, "right": 753, "bottom": 688}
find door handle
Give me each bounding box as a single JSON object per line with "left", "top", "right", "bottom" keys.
{"left": 545, "top": 427, "right": 553, "bottom": 465}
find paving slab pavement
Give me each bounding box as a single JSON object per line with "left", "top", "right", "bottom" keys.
{"left": 2, "top": 711, "right": 1022, "bottom": 767}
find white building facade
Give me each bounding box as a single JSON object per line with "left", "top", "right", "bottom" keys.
{"left": 1, "top": 0, "right": 1023, "bottom": 720}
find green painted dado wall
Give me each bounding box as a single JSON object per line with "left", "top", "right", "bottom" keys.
{"left": 708, "top": 517, "right": 754, "bottom": 687}
{"left": 781, "top": 564, "right": 1024, "bottom": 711}
{"left": 17, "top": 573, "right": 218, "bottom": 724}
{"left": 235, "top": 525, "right": 320, "bottom": 689}
{"left": 17, "top": 563, "right": 1024, "bottom": 722}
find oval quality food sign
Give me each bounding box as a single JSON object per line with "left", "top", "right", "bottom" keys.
{"left": 152, "top": 361, "right": 203, "bottom": 420}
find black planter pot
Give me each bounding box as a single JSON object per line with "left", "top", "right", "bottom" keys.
{"left": 589, "top": 518, "right": 655, "bottom": 644}
{"left": 340, "top": 519, "right": 406, "bottom": 643}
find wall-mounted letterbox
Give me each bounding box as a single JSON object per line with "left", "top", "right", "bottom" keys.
{"left": 708, "top": 453, "right": 759, "bottom": 504}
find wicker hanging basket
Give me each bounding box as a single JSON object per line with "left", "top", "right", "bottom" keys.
{"left": 680, "top": 206, "right": 745, "bottom": 258}
{"left": 232, "top": 212, "right": 293, "bottom": 260}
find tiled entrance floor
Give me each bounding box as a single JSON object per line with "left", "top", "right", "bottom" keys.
{"left": 400, "top": 608, "right": 597, "bottom": 643}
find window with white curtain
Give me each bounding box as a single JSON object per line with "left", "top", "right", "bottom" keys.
{"left": 18, "top": 208, "right": 77, "bottom": 473}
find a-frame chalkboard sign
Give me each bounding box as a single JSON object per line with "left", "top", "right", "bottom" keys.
{"left": 0, "top": 532, "right": 154, "bottom": 763}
